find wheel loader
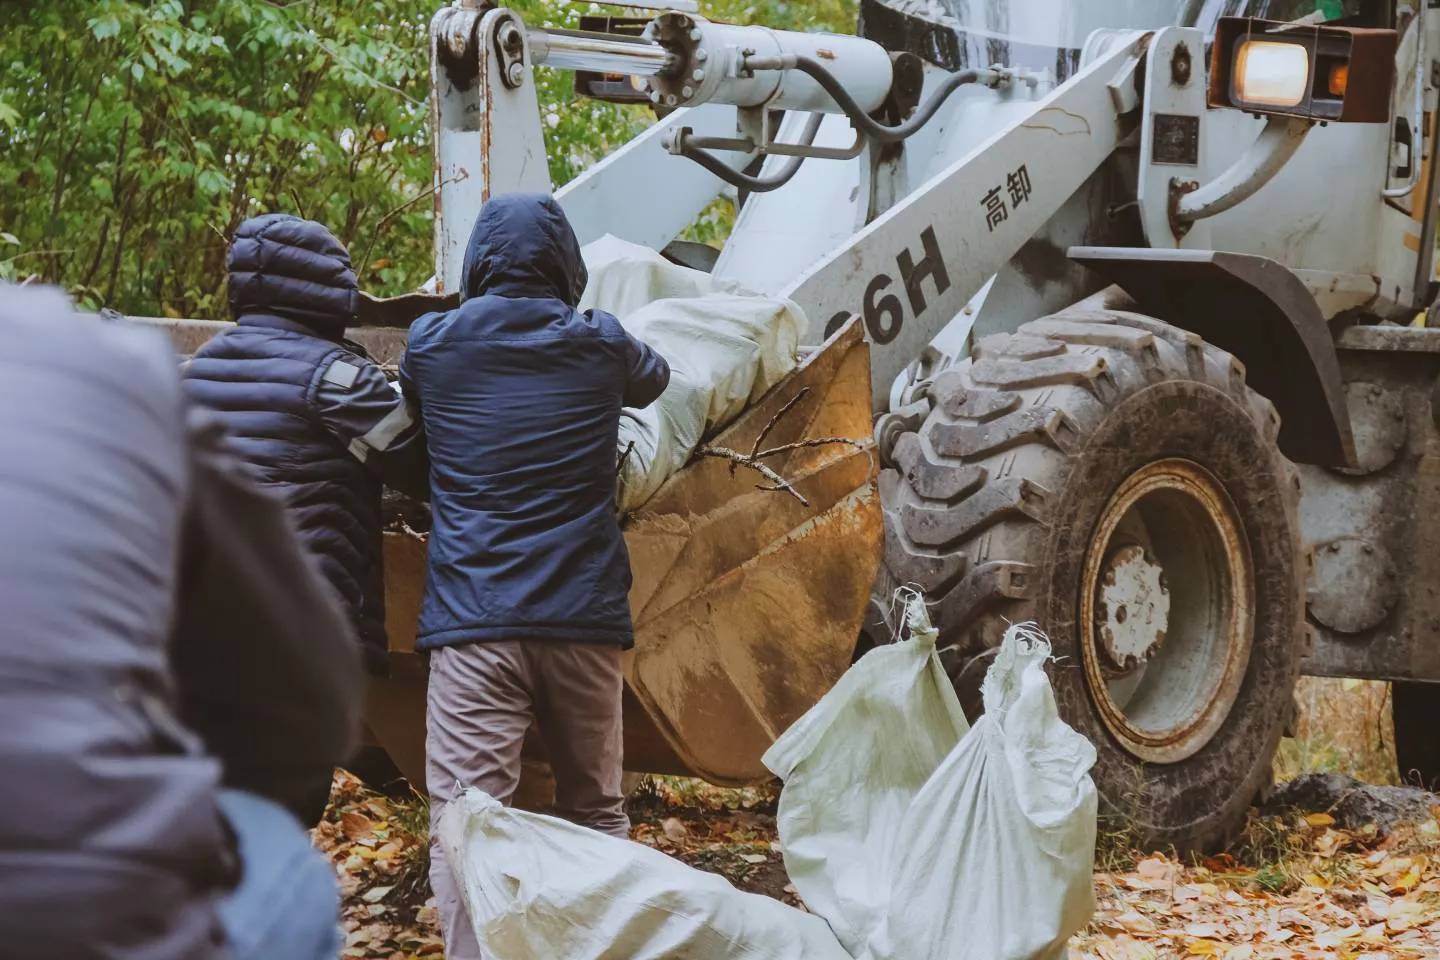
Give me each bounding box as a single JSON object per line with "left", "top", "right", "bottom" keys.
{"left": 147, "top": 0, "right": 1440, "bottom": 851}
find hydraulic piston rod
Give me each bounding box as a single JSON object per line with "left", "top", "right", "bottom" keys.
{"left": 528, "top": 28, "right": 679, "bottom": 77}
{"left": 526, "top": 13, "right": 894, "bottom": 117}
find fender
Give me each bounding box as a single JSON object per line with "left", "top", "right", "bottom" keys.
{"left": 1068, "top": 246, "right": 1357, "bottom": 468}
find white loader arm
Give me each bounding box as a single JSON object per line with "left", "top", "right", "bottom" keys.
{"left": 780, "top": 33, "right": 1145, "bottom": 404}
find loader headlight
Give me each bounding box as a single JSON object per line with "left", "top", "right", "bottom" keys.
{"left": 1209, "top": 17, "right": 1396, "bottom": 123}
{"left": 1231, "top": 39, "right": 1309, "bottom": 109}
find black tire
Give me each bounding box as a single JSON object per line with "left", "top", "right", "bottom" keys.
{"left": 877, "top": 305, "right": 1304, "bottom": 852}
{"left": 1394, "top": 680, "right": 1440, "bottom": 790}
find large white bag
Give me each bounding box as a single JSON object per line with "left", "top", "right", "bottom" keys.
{"left": 440, "top": 594, "right": 1097, "bottom": 960}
{"left": 436, "top": 790, "right": 851, "bottom": 960}
{"left": 759, "top": 596, "right": 969, "bottom": 956}
{"left": 579, "top": 236, "right": 803, "bottom": 513}
{"left": 765, "top": 596, "right": 1098, "bottom": 960}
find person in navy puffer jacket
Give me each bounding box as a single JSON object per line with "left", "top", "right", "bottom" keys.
{"left": 184, "top": 214, "right": 427, "bottom": 683}
{"left": 402, "top": 193, "right": 669, "bottom": 960}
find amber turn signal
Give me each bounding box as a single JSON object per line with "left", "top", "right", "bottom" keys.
{"left": 1327, "top": 61, "right": 1349, "bottom": 98}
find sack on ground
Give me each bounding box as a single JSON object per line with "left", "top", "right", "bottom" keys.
{"left": 440, "top": 593, "right": 1098, "bottom": 960}
{"left": 759, "top": 596, "right": 969, "bottom": 955}
{"left": 579, "top": 235, "right": 803, "bottom": 512}
{"left": 436, "top": 790, "right": 851, "bottom": 960}
{"left": 765, "top": 595, "right": 1098, "bottom": 960}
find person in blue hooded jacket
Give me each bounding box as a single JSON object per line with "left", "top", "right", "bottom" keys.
{"left": 402, "top": 193, "right": 669, "bottom": 960}
{"left": 183, "top": 214, "right": 428, "bottom": 671}
{"left": 184, "top": 214, "right": 428, "bottom": 823}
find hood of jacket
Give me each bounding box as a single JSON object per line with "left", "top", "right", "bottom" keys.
{"left": 227, "top": 213, "right": 358, "bottom": 339}
{"left": 460, "top": 193, "right": 588, "bottom": 306}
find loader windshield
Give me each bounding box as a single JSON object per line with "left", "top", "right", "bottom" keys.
{"left": 861, "top": 0, "right": 1390, "bottom": 82}
{"left": 1182, "top": 0, "right": 1381, "bottom": 29}
{"left": 863, "top": 0, "right": 1198, "bottom": 83}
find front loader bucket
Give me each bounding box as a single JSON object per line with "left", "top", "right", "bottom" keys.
{"left": 367, "top": 320, "right": 881, "bottom": 787}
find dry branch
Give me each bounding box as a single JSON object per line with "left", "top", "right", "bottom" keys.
{"left": 700, "top": 386, "right": 868, "bottom": 506}
{"left": 698, "top": 445, "right": 811, "bottom": 505}
{"left": 750, "top": 387, "right": 810, "bottom": 460}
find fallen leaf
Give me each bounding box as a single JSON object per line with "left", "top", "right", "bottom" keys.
{"left": 1113, "top": 910, "right": 1158, "bottom": 934}
{"left": 662, "top": 817, "right": 688, "bottom": 841}
{"left": 1314, "top": 925, "right": 1362, "bottom": 948}
{"left": 740, "top": 853, "right": 768, "bottom": 864}
{"left": 361, "top": 885, "right": 393, "bottom": 904}
{"left": 341, "top": 811, "right": 375, "bottom": 841}
{"left": 1386, "top": 897, "right": 1430, "bottom": 932}
{"left": 1306, "top": 812, "right": 1337, "bottom": 827}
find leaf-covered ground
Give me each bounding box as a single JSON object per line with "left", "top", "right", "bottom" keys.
{"left": 316, "top": 770, "right": 1440, "bottom": 960}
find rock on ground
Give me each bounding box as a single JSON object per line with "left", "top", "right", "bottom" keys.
{"left": 1266, "top": 773, "right": 1439, "bottom": 831}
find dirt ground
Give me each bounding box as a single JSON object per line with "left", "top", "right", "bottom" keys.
{"left": 317, "top": 679, "right": 1440, "bottom": 960}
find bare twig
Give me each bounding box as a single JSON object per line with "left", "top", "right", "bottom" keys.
{"left": 359, "top": 170, "right": 468, "bottom": 274}
{"left": 616, "top": 440, "right": 636, "bottom": 476}
{"left": 700, "top": 385, "right": 868, "bottom": 505}
{"left": 698, "top": 445, "right": 810, "bottom": 506}
{"left": 755, "top": 436, "right": 866, "bottom": 459}
{"left": 750, "top": 387, "right": 810, "bottom": 460}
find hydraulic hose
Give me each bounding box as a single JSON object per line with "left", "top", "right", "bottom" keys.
{"left": 752, "top": 55, "right": 995, "bottom": 144}
{"left": 675, "top": 60, "right": 993, "bottom": 192}
{"left": 677, "top": 112, "right": 826, "bottom": 194}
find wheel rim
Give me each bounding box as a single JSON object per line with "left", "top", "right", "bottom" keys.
{"left": 1079, "top": 459, "right": 1254, "bottom": 764}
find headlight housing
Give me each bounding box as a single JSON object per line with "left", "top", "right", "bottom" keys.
{"left": 1209, "top": 17, "right": 1396, "bottom": 123}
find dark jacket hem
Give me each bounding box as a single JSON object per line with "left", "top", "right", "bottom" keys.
{"left": 416, "top": 622, "right": 634, "bottom": 651}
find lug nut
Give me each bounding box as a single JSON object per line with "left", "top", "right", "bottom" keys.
{"left": 681, "top": 85, "right": 694, "bottom": 98}
{"left": 650, "top": 90, "right": 661, "bottom": 103}
{"left": 696, "top": 48, "right": 708, "bottom": 62}
{"left": 665, "top": 93, "right": 677, "bottom": 105}
{"left": 689, "top": 28, "right": 703, "bottom": 41}
{"left": 691, "top": 68, "right": 705, "bottom": 81}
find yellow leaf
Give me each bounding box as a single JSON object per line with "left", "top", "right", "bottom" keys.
{"left": 1305, "top": 812, "right": 1336, "bottom": 827}
{"left": 1114, "top": 910, "right": 1158, "bottom": 934}
{"left": 1386, "top": 897, "right": 1429, "bottom": 932}
{"left": 1393, "top": 863, "right": 1423, "bottom": 893}
{"left": 1315, "top": 925, "right": 1363, "bottom": 948}
{"left": 1187, "top": 940, "right": 1224, "bottom": 956}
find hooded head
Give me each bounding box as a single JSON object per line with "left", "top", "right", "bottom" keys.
{"left": 227, "top": 214, "right": 359, "bottom": 338}
{"left": 460, "top": 193, "right": 588, "bottom": 306}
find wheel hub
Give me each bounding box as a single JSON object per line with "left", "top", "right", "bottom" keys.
{"left": 1079, "top": 459, "right": 1254, "bottom": 765}
{"left": 1096, "top": 544, "right": 1171, "bottom": 670}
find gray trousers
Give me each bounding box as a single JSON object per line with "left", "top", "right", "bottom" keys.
{"left": 426, "top": 641, "right": 630, "bottom": 960}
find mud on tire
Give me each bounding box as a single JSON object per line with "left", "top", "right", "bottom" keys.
{"left": 876, "top": 305, "right": 1304, "bottom": 852}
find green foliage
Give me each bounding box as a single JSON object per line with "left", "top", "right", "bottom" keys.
{"left": 0, "top": 0, "right": 854, "bottom": 316}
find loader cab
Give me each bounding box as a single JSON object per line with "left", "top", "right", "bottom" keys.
{"left": 1185, "top": 0, "right": 1395, "bottom": 31}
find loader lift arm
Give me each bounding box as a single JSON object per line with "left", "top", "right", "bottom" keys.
{"left": 779, "top": 35, "right": 1147, "bottom": 405}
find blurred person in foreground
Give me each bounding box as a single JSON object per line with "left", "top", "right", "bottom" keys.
{"left": 401, "top": 193, "right": 670, "bottom": 960}
{"left": 0, "top": 283, "right": 361, "bottom": 959}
